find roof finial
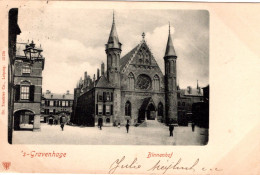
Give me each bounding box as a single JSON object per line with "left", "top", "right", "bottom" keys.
{"left": 142, "top": 32, "right": 145, "bottom": 40}
{"left": 197, "top": 80, "right": 199, "bottom": 89}
{"left": 113, "top": 10, "right": 115, "bottom": 24}
{"left": 169, "top": 21, "right": 171, "bottom": 34}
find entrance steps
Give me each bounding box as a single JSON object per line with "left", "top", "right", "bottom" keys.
{"left": 138, "top": 120, "right": 165, "bottom": 127}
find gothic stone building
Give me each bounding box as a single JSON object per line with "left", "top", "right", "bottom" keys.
{"left": 72, "top": 15, "right": 178, "bottom": 126}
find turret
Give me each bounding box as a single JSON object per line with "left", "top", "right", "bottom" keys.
{"left": 97, "top": 68, "right": 100, "bottom": 80}
{"left": 101, "top": 62, "right": 105, "bottom": 76}
{"left": 164, "top": 22, "right": 178, "bottom": 124}
{"left": 105, "top": 11, "right": 121, "bottom": 87}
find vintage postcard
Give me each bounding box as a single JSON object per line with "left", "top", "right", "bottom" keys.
{"left": 0, "top": 1, "right": 259, "bottom": 174}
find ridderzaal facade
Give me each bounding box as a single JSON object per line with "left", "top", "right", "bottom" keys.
{"left": 72, "top": 14, "right": 181, "bottom": 127}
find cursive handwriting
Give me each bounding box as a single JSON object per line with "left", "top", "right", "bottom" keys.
{"left": 147, "top": 158, "right": 199, "bottom": 174}
{"left": 109, "top": 156, "right": 141, "bottom": 174}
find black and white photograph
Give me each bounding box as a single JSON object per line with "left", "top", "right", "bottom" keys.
{"left": 8, "top": 8, "right": 209, "bottom": 145}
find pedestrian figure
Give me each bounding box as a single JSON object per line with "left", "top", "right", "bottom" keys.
{"left": 98, "top": 118, "right": 103, "bottom": 130}
{"left": 60, "top": 115, "right": 66, "bottom": 131}
{"left": 192, "top": 123, "right": 195, "bottom": 132}
{"left": 169, "top": 124, "right": 174, "bottom": 137}
{"left": 118, "top": 122, "right": 121, "bottom": 128}
{"left": 126, "top": 120, "right": 130, "bottom": 133}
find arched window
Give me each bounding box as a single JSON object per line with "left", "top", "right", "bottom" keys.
{"left": 153, "top": 75, "right": 160, "bottom": 91}
{"left": 158, "top": 102, "right": 163, "bottom": 116}
{"left": 106, "top": 118, "right": 110, "bottom": 123}
{"left": 125, "top": 101, "right": 131, "bottom": 116}
{"left": 128, "top": 73, "right": 135, "bottom": 90}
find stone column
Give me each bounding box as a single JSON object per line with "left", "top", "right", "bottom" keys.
{"left": 33, "top": 114, "right": 41, "bottom": 132}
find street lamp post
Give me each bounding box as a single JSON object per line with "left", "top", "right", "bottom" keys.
{"left": 23, "top": 40, "right": 43, "bottom": 61}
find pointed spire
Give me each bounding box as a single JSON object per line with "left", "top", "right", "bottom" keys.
{"left": 197, "top": 80, "right": 199, "bottom": 89}
{"left": 107, "top": 11, "right": 121, "bottom": 49}
{"left": 113, "top": 10, "right": 115, "bottom": 24}
{"left": 164, "top": 22, "right": 177, "bottom": 57}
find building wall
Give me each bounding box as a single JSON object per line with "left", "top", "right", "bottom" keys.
{"left": 95, "top": 88, "right": 114, "bottom": 126}
{"left": 120, "top": 91, "right": 165, "bottom": 125}
{"left": 13, "top": 59, "right": 44, "bottom": 114}
{"left": 177, "top": 91, "right": 203, "bottom": 125}
{"left": 75, "top": 88, "right": 95, "bottom": 126}
{"left": 8, "top": 8, "right": 21, "bottom": 143}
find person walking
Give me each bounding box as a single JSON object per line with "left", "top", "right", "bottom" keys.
{"left": 60, "top": 115, "right": 66, "bottom": 131}
{"left": 126, "top": 120, "right": 130, "bottom": 133}
{"left": 169, "top": 124, "right": 174, "bottom": 137}
{"left": 98, "top": 118, "right": 102, "bottom": 130}
{"left": 192, "top": 122, "right": 195, "bottom": 132}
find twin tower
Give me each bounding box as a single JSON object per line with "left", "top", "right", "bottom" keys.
{"left": 105, "top": 13, "right": 178, "bottom": 124}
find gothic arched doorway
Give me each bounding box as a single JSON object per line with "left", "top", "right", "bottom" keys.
{"left": 13, "top": 110, "right": 34, "bottom": 130}
{"left": 147, "top": 103, "right": 156, "bottom": 120}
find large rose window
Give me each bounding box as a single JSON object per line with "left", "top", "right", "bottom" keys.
{"left": 136, "top": 74, "right": 151, "bottom": 90}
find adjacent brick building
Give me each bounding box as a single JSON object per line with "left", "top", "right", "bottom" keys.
{"left": 72, "top": 14, "right": 178, "bottom": 126}
{"left": 41, "top": 90, "right": 73, "bottom": 124}
{"left": 177, "top": 82, "right": 203, "bottom": 125}
{"left": 13, "top": 41, "right": 45, "bottom": 131}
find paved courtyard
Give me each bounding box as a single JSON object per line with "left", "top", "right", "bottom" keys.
{"left": 13, "top": 121, "right": 208, "bottom": 145}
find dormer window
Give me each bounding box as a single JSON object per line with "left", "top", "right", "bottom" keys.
{"left": 22, "top": 65, "right": 31, "bottom": 74}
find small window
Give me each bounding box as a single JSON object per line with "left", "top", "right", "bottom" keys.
{"left": 106, "top": 105, "right": 110, "bottom": 115}
{"left": 98, "top": 105, "right": 103, "bottom": 115}
{"left": 182, "top": 102, "right": 185, "bottom": 106}
{"left": 22, "top": 65, "right": 31, "bottom": 74}
{"left": 62, "top": 101, "right": 66, "bottom": 106}
{"left": 106, "top": 92, "right": 110, "bottom": 101}
{"left": 21, "top": 86, "right": 29, "bottom": 100}
{"left": 50, "top": 101, "right": 53, "bottom": 106}
{"left": 98, "top": 94, "right": 103, "bottom": 101}
{"left": 106, "top": 118, "right": 110, "bottom": 123}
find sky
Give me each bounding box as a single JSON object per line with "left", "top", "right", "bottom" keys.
{"left": 17, "top": 8, "right": 209, "bottom": 94}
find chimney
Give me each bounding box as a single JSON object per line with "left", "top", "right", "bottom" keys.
{"left": 84, "top": 71, "right": 88, "bottom": 80}
{"left": 66, "top": 90, "right": 70, "bottom": 95}
{"left": 87, "top": 75, "right": 91, "bottom": 85}
{"left": 187, "top": 86, "right": 192, "bottom": 94}
{"left": 97, "top": 68, "right": 100, "bottom": 79}
{"left": 101, "top": 62, "right": 105, "bottom": 76}
{"left": 198, "top": 87, "right": 201, "bottom": 94}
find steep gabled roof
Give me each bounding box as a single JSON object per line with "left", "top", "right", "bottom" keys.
{"left": 95, "top": 75, "right": 114, "bottom": 88}
{"left": 120, "top": 44, "right": 140, "bottom": 71}
{"left": 120, "top": 40, "right": 164, "bottom": 76}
